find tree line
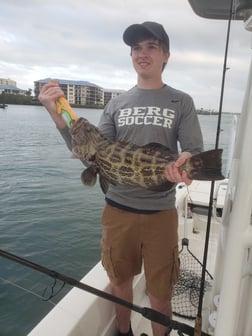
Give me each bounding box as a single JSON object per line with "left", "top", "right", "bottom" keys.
{"left": 0, "top": 90, "right": 38, "bottom": 106}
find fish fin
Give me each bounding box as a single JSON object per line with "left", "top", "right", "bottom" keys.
{"left": 99, "top": 175, "right": 110, "bottom": 194}
{"left": 80, "top": 166, "right": 97, "bottom": 186}
{"left": 71, "top": 153, "right": 79, "bottom": 159}
{"left": 186, "top": 149, "right": 225, "bottom": 181}
{"left": 148, "top": 181, "right": 175, "bottom": 192}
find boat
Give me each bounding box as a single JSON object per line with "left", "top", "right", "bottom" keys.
{"left": 2, "top": 0, "right": 252, "bottom": 335}
{"left": 25, "top": 179, "right": 227, "bottom": 336}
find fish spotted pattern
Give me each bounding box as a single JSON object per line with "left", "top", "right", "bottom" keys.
{"left": 70, "top": 118, "right": 225, "bottom": 193}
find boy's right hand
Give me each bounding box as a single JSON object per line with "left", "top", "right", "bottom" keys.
{"left": 38, "top": 82, "right": 67, "bottom": 128}
{"left": 39, "top": 82, "right": 64, "bottom": 114}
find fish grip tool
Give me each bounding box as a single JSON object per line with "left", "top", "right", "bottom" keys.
{"left": 172, "top": 196, "right": 213, "bottom": 320}
{"left": 51, "top": 80, "right": 78, "bottom": 127}
{"left": 0, "top": 249, "right": 210, "bottom": 336}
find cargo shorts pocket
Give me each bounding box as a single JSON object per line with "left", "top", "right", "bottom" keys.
{"left": 101, "top": 239, "right": 118, "bottom": 284}
{"left": 170, "top": 245, "right": 180, "bottom": 287}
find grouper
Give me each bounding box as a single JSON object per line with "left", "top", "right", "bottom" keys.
{"left": 70, "top": 117, "right": 224, "bottom": 194}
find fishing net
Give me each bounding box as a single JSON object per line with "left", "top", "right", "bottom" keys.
{"left": 172, "top": 238, "right": 213, "bottom": 320}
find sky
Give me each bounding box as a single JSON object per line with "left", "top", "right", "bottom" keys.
{"left": 0, "top": 0, "right": 251, "bottom": 113}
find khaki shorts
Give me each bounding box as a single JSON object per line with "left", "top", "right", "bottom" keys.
{"left": 101, "top": 204, "right": 180, "bottom": 300}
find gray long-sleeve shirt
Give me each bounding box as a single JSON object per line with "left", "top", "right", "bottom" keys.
{"left": 59, "top": 84, "right": 203, "bottom": 211}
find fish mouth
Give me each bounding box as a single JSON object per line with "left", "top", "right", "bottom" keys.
{"left": 89, "top": 154, "right": 96, "bottom": 162}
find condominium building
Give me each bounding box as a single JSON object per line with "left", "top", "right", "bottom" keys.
{"left": 0, "top": 78, "right": 27, "bottom": 95}
{"left": 34, "top": 78, "right": 104, "bottom": 106}
{"left": 103, "top": 89, "right": 125, "bottom": 106}
{"left": 0, "top": 78, "right": 16, "bottom": 86}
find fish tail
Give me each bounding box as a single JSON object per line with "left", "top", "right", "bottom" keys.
{"left": 187, "top": 149, "right": 225, "bottom": 181}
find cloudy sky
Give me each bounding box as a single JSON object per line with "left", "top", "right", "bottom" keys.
{"left": 1, "top": 0, "right": 251, "bottom": 112}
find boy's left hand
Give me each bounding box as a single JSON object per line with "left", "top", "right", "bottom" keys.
{"left": 165, "top": 152, "right": 192, "bottom": 185}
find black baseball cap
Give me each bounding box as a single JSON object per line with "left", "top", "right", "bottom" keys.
{"left": 123, "top": 21, "right": 170, "bottom": 51}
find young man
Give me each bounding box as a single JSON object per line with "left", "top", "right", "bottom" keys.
{"left": 39, "top": 21, "right": 203, "bottom": 336}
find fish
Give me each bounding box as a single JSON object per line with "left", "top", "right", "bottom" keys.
{"left": 70, "top": 117, "right": 225, "bottom": 194}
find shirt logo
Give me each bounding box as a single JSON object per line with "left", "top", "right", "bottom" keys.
{"left": 118, "top": 106, "right": 175, "bottom": 128}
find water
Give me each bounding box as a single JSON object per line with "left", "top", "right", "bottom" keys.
{"left": 0, "top": 105, "right": 236, "bottom": 336}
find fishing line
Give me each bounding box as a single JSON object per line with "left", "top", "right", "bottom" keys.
{"left": 186, "top": 185, "right": 193, "bottom": 203}
{"left": 0, "top": 276, "right": 56, "bottom": 305}
{"left": 41, "top": 278, "right": 66, "bottom": 301}
{"left": 194, "top": 1, "right": 235, "bottom": 335}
